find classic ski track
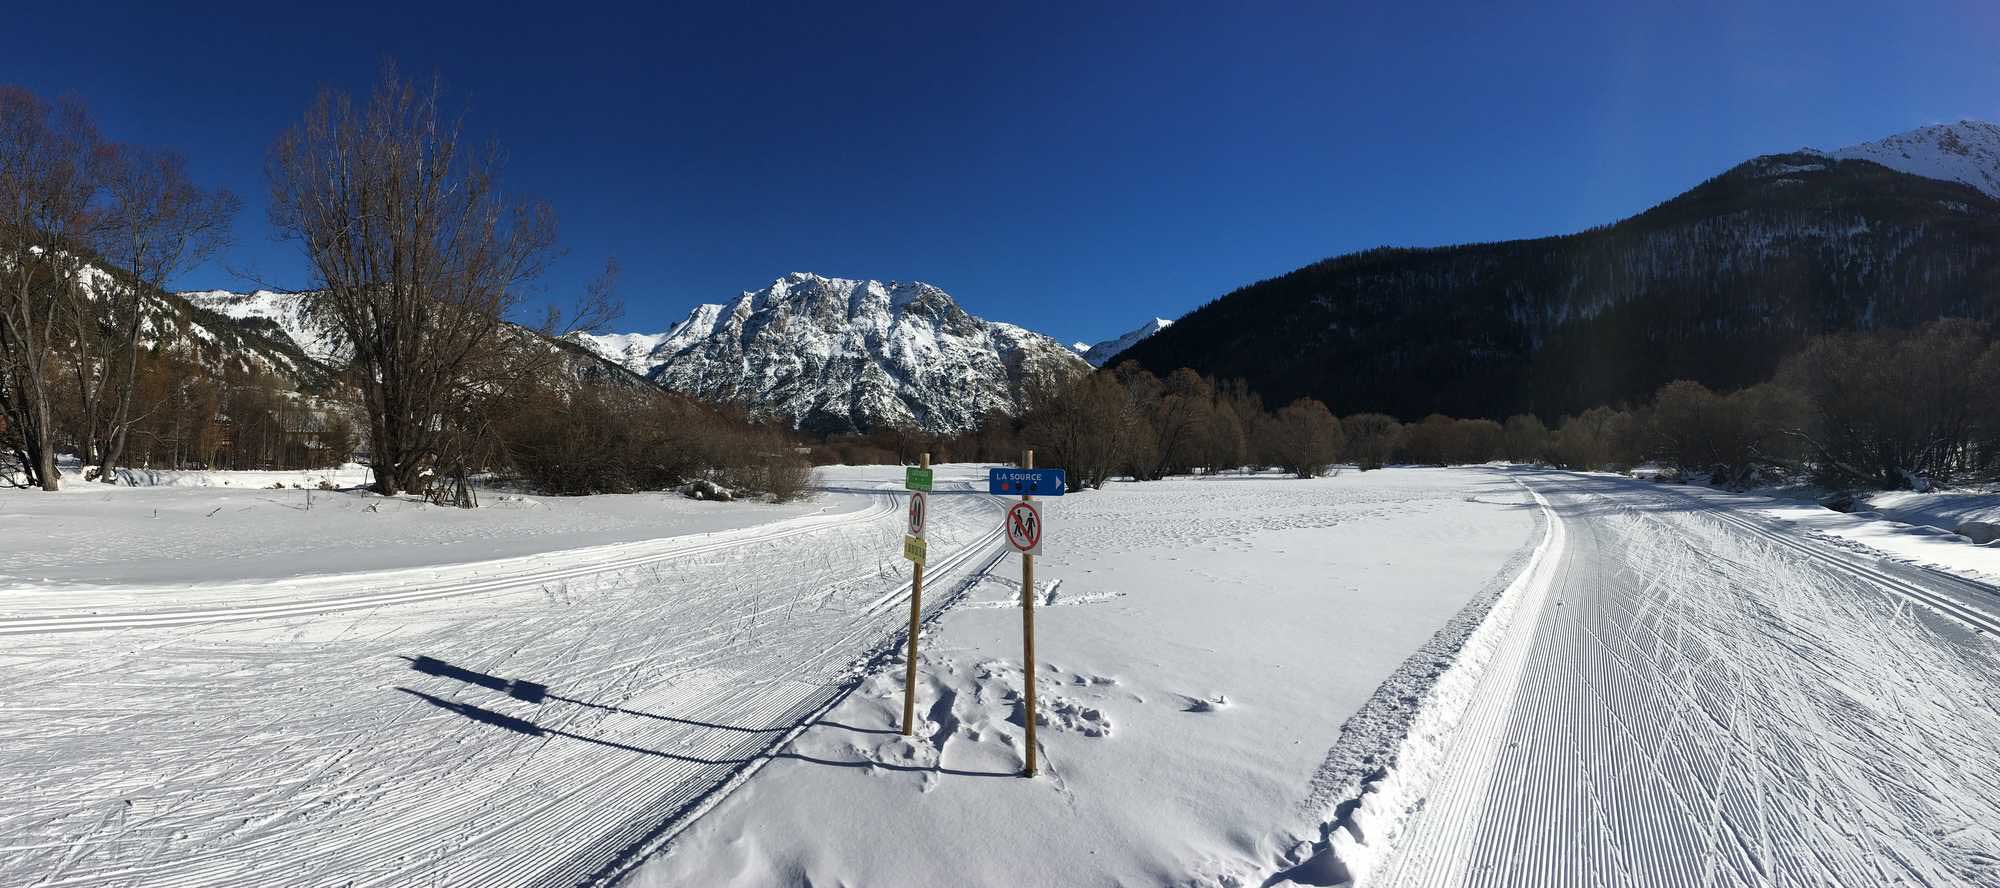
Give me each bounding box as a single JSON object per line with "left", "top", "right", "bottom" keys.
{"left": 0, "top": 495, "right": 899, "bottom": 636}
{"left": 1683, "top": 496, "right": 2000, "bottom": 635}
{"left": 1375, "top": 471, "right": 2000, "bottom": 888}
{"left": 1, "top": 484, "right": 1011, "bottom": 888}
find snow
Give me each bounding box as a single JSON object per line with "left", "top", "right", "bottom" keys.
{"left": 1826, "top": 119, "right": 2000, "bottom": 198}
{"left": 567, "top": 330, "right": 675, "bottom": 375}
{"left": 1076, "top": 316, "right": 1173, "bottom": 367}
{"left": 0, "top": 466, "right": 832, "bottom": 586}
{"left": 181, "top": 288, "right": 347, "bottom": 364}
{"left": 1749, "top": 496, "right": 2000, "bottom": 587}
{"left": 1370, "top": 471, "right": 2000, "bottom": 887}
{"left": 575, "top": 274, "right": 1089, "bottom": 434}
{"left": 634, "top": 467, "right": 1542, "bottom": 887}
{"left": 0, "top": 465, "right": 984, "bottom": 885}
{"left": 5, "top": 465, "right": 1995, "bottom": 886}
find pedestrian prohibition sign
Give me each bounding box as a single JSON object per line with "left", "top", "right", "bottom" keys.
{"left": 907, "top": 491, "right": 927, "bottom": 539}
{"left": 1005, "top": 500, "right": 1042, "bottom": 555}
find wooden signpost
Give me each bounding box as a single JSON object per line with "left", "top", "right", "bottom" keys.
{"left": 987, "top": 454, "right": 1065, "bottom": 777}
{"left": 894, "top": 451, "right": 1061, "bottom": 775}
{"left": 901, "top": 454, "right": 931, "bottom": 736}
{"left": 1018, "top": 450, "right": 1039, "bottom": 776}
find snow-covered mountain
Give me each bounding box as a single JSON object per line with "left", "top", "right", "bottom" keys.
{"left": 1074, "top": 318, "right": 1173, "bottom": 367}
{"left": 1823, "top": 119, "right": 2000, "bottom": 198}
{"left": 568, "top": 331, "right": 674, "bottom": 376}
{"left": 180, "top": 288, "right": 651, "bottom": 391}
{"left": 182, "top": 289, "right": 347, "bottom": 365}
{"left": 572, "top": 273, "right": 1089, "bottom": 435}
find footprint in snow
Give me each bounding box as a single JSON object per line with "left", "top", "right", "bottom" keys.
{"left": 1182, "top": 694, "right": 1231, "bottom": 713}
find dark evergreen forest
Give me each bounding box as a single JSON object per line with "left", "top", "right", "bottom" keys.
{"left": 1116, "top": 154, "right": 2000, "bottom": 421}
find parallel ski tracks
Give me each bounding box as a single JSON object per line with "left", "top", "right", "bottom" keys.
{"left": 0, "top": 495, "right": 900, "bottom": 636}
{"left": 1686, "top": 497, "right": 2000, "bottom": 636}
{"left": 1, "top": 483, "right": 1013, "bottom": 888}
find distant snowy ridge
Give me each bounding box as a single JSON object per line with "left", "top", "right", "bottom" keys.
{"left": 1076, "top": 317, "right": 1173, "bottom": 367}
{"left": 1822, "top": 119, "right": 2000, "bottom": 198}
{"left": 180, "top": 287, "right": 649, "bottom": 391}
{"left": 568, "top": 330, "right": 674, "bottom": 376}
{"left": 182, "top": 289, "right": 347, "bottom": 364}
{"left": 571, "top": 273, "right": 1089, "bottom": 435}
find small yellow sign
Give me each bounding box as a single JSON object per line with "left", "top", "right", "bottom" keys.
{"left": 903, "top": 534, "right": 927, "bottom": 563}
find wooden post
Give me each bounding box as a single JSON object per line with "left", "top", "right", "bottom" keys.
{"left": 1021, "top": 448, "right": 1038, "bottom": 777}
{"left": 902, "top": 452, "right": 929, "bottom": 736}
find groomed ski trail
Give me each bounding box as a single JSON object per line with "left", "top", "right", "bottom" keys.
{"left": 0, "top": 480, "right": 1009, "bottom": 888}
{"left": 1367, "top": 470, "right": 2000, "bottom": 888}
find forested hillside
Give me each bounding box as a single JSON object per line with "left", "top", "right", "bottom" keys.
{"left": 1116, "top": 152, "right": 2000, "bottom": 420}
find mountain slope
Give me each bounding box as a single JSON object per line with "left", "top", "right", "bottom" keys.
{"left": 1076, "top": 318, "right": 1172, "bottom": 367}
{"left": 577, "top": 274, "right": 1089, "bottom": 435}
{"left": 182, "top": 288, "right": 656, "bottom": 391}
{"left": 1118, "top": 130, "right": 2000, "bottom": 421}
{"left": 1828, "top": 119, "right": 2000, "bottom": 198}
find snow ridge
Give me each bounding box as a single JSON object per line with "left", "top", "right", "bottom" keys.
{"left": 1825, "top": 119, "right": 2000, "bottom": 198}
{"left": 182, "top": 289, "right": 346, "bottom": 364}
{"left": 573, "top": 273, "right": 1089, "bottom": 435}
{"left": 1075, "top": 317, "right": 1173, "bottom": 367}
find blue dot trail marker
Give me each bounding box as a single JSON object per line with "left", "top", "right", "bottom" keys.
{"left": 989, "top": 467, "right": 1066, "bottom": 497}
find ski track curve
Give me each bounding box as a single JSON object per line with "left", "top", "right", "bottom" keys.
{"left": 1369, "top": 470, "right": 2000, "bottom": 888}
{"left": 0, "top": 482, "right": 1010, "bottom": 888}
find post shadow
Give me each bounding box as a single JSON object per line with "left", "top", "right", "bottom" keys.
{"left": 396, "top": 687, "right": 1014, "bottom": 779}
{"left": 400, "top": 654, "right": 900, "bottom": 736}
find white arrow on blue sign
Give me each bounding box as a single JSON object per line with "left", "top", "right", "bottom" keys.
{"left": 989, "top": 467, "right": 1066, "bottom": 496}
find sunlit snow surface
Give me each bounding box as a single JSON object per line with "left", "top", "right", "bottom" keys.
{"left": 3, "top": 467, "right": 1995, "bottom": 887}
{"left": 565, "top": 273, "right": 1088, "bottom": 434}
{"left": 1825, "top": 119, "right": 2000, "bottom": 198}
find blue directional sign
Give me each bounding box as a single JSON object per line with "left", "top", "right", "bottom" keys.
{"left": 989, "top": 467, "right": 1066, "bottom": 497}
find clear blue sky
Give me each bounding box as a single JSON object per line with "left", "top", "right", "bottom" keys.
{"left": 5, "top": 1, "right": 1996, "bottom": 345}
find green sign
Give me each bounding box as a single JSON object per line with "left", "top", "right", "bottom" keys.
{"left": 903, "top": 534, "right": 928, "bottom": 563}
{"left": 905, "top": 467, "right": 934, "bottom": 492}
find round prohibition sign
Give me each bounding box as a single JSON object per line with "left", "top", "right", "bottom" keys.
{"left": 907, "top": 491, "right": 927, "bottom": 538}
{"left": 1005, "top": 500, "right": 1042, "bottom": 554}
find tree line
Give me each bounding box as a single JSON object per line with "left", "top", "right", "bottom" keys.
{"left": 842, "top": 315, "right": 2000, "bottom": 496}
{"left": 3, "top": 72, "right": 813, "bottom": 503}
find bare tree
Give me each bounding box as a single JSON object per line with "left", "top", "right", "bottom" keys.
{"left": 0, "top": 87, "right": 98, "bottom": 490}
{"left": 1501, "top": 413, "right": 1548, "bottom": 464}
{"left": 1270, "top": 397, "right": 1344, "bottom": 478}
{"left": 88, "top": 145, "right": 238, "bottom": 481}
{"left": 1022, "top": 372, "right": 1131, "bottom": 491}
{"left": 1342, "top": 412, "right": 1403, "bottom": 470}
{"left": 268, "top": 66, "right": 556, "bottom": 495}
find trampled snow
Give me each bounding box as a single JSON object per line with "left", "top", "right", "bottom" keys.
{"left": 636, "top": 468, "right": 1543, "bottom": 886}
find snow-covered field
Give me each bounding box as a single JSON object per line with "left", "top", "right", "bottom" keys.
{"left": 635, "top": 468, "right": 1541, "bottom": 887}
{"left": 0, "top": 467, "right": 998, "bottom": 885}
{"left": 4, "top": 464, "right": 1996, "bottom": 887}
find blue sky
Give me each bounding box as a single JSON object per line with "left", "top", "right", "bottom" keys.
{"left": 5, "top": 1, "right": 1996, "bottom": 345}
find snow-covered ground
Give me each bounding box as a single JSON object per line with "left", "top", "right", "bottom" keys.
{"left": 0, "top": 466, "right": 833, "bottom": 586}
{"left": 0, "top": 466, "right": 1002, "bottom": 885}
{"left": 5, "top": 465, "right": 1995, "bottom": 887}
{"left": 634, "top": 468, "right": 1543, "bottom": 887}
{"left": 1365, "top": 472, "right": 2000, "bottom": 887}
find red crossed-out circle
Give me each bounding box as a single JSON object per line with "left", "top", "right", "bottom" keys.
{"left": 1005, "top": 500, "right": 1041, "bottom": 552}
{"left": 907, "top": 492, "right": 927, "bottom": 537}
